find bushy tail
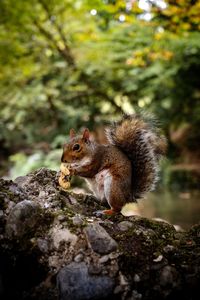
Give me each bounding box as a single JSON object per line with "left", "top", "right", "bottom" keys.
{"left": 106, "top": 113, "right": 167, "bottom": 199}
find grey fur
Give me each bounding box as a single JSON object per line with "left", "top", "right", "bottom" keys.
{"left": 106, "top": 114, "right": 166, "bottom": 200}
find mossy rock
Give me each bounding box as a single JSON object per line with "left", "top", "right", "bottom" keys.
{"left": 0, "top": 168, "right": 199, "bottom": 300}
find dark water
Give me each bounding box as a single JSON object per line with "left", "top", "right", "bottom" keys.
{"left": 138, "top": 190, "right": 200, "bottom": 230}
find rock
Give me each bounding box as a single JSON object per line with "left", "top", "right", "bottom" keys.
{"left": 153, "top": 217, "right": 170, "bottom": 224}
{"left": 57, "top": 214, "right": 66, "bottom": 222}
{"left": 74, "top": 253, "right": 84, "bottom": 262}
{"left": 109, "top": 252, "right": 120, "bottom": 259}
{"left": 38, "top": 190, "right": 48, "bottom": 199}
{"left": 99, "top": 255, "right": 109, "bottom": 264}
{"left": 14, "top": 175, "right": 30, "bottom": 188}
{"left": 6, "top": 201, "right": 15, "bottom": 211}
{"left": 0, "top": 178, "right": 26, "bottom": 209}
{"left": 131, "top": 290, "right": 142, "bottom": 300}
{"left": 6, "top": 200, "right": 41, "bottom": 238}
{"left": 72, "top": 215, "right": 83, "bottom": 226}
{"left": 0, "top": 168, "right": 200, "bottom": 300}
{"left": 84, "top": 223, "right": 118, "bottom": 254}
{"left": 160, "top": 265, "right": 180, "bottom": 288}
{"left": 3, "top": 180, "right": 25, "bottom": 199}
{"left": 163, "top": 244, "right": 175, "bottom": 253}
{"left": 68, "top": 195, "right": 77, "bottom": 205}
{"left": 119, "top": 272, "right": 128, "bottom": 286}
{"left": 118, "top": 221, "right": 133, "bottom": 231}
{"left": 57, "top": 262, "right": 114, "bottom": 300}
{"left": 109, "top": 262, "right": 119, "bottom": 276}
{"left": 49, "top": 255, "right": 60, "bottom": 269}
{"left": 50, "top": 227, "right": 77, "bottom": 249}
{"left": 173, "top": 224, "right": 184, "bottom": 232}
{"left": 134, "top": 274, "right": 140, "bottom": 283}
{"left": 153, "top": 254, "right": 163, "bottom": 262}
{"left": 37, "top": 238, "right": 49, "bottom": 253}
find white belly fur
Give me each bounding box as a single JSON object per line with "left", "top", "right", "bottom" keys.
{"left": 86, "top": 169, "right": 112, "bottom": 202}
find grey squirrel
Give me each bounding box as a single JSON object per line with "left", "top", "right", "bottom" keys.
{"left": 61, "top": 113, "right": 167, "bottom": 215}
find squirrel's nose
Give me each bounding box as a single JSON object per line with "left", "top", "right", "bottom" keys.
{"left": 61, "top": 155, "right": 68, "bottom": 163}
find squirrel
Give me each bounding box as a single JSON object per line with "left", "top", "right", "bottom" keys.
{"left": 61, "top": 113, "right": 167, "bottom": 215}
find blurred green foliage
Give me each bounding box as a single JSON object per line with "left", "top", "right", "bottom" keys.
{"left": 0, "top": 0, "right": 200, "bottom": 180}
{"left": 9, "top": 149, "right": 62, "bottom": 179}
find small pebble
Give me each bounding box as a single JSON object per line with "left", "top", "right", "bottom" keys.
{"left": 99, "top": 255, "right": 109, "bottom": 264}
{"left": 58, "top": 215, "right": 66, "bottom": 222}
{"left": 69, "top": 195, "right": 77, "bottom": 205}
{"left": 74, "top": 253, "right": 84, "bottom": 262}
{"left": 39, "top": 191, "right": 46, "bottom": 198}
{"left": 132, "top": 290, "right": 142, "bottom": 300}
{"left": 114, "top": 285, "right": 123, "bottom": 294}
{"left": 173, "top": 224, "right": 184, "bottom": 232}
{"left": 134, "top": 274, "right": 140, "bottom": 282}
{"left": 109, "top": 252, "right": 120, "bottom": 259}
{"left": 72, "top": 215, "right": 83, "bottom": 226}
{"left": 153, "top": 254, "right": 163, "bottom": 262}
{"left": 163, "top": 245, "right": 175, "bottom": 253}
{"left": 119, "top": 272, "right": 128, "bottom": 286}
{"left": 37, "top": 238, "right": 49, "bottom": 253}
{"left": 118, "top": 221, "right": 133, "bottom": 231}
{"left": 62, "top": 222, "right": 68, "bottom": 227}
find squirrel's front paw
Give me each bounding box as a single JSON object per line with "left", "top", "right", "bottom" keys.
{"left": 68, "top": 165, "right": 77, "bottom": 176}
{"left": 60, "top": 163, "right": 70, "bottom": 176}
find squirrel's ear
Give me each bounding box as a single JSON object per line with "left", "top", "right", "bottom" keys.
{"left": 70, "top": 128, "right": 76, "bottom": 139}
{"left": 82, "top": 128, "right": 90, "bottom": 142}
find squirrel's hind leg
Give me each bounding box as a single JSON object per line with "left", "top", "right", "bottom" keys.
{"left": 106, "top": 176, "right": 132, "bottom": 213}
{"left": 93, "top": 172, "right": 131, "bottom": 216}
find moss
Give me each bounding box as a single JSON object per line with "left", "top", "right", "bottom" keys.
{"left": 100, "top": 215, "right": 181, "bottom": 280}
{"left": 187, "top": 223, "right": 200, "bottom": 242}
{"left": 0, "top": 179, "right": 26, "bottom": 208}
{"left": 5, "top": 208, "right": 54, "bottom": 246}
{"left": 0, "top": 194, "right": 6, "bottom": 210}
{"left": 35, "top": 210, "right": 55, "bottom": 237}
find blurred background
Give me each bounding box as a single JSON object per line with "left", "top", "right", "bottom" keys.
{"left": 0, "top": 0, "right": 200, "bottom": 228}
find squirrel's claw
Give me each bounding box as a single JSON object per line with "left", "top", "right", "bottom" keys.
{"left": 94, "top": 209, "right": 116, "bottom": 217}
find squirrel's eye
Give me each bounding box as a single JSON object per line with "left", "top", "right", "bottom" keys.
{"left": 72, "top": 143, "right": 80, "bottom": 151}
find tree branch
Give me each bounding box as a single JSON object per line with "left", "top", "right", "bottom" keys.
{"left": 33, "top": 19, "right": 74, "bottom": 67}
{"left": 37, "top": 0, "right": 76, "bottom": 68}
{"left": 33, "top": 1, "right": 123, "bottom": 114}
